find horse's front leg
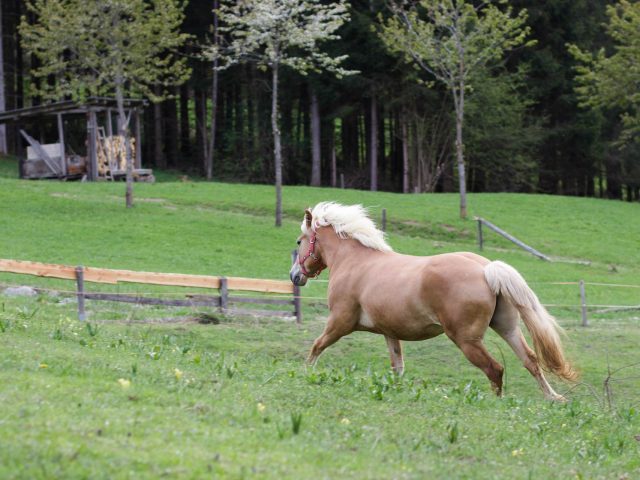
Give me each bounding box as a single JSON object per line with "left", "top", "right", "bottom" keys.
{"left": 307, "top": 314, "right": 354, "bottom": 366}
{"left": 385, "top": 336, "right": 404, "bottom": 375}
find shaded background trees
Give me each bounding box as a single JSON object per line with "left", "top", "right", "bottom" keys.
{"left": 1, "top": 0, "right": 638, "bottom": 202}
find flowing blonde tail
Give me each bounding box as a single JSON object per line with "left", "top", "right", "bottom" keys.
{"left": 484, "top": 261, "right": 578, "bottom": 381}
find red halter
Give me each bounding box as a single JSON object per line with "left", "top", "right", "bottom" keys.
{"left": 298, "top": 231, "right": 326, "bottom": 278}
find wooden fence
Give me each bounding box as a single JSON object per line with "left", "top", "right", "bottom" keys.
{"left": 475, "top": 217, "right": 551, "bottom": 261}
{"left": 0, "top": 258, "right": 301, "bottom": 323}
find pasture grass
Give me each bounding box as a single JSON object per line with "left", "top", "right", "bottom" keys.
{"left": 1, "top": 154, "right": 639, "bottom": 478}
{"left": 0, "top": 297, "right": 639, "bottom": 479}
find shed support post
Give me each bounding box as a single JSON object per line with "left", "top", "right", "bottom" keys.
{"left": 57, "top": 113, "right": 67, "bottom": 176}
{"left": 88, "top": 110, "right": 98, "bottom": 180}
{"left": 107, "top": 109, "right": 113, "bottom": 137}
{"left": 134, "top": 108, "right": 142, "bottom": 168}
{"left": 477, "top": 219, "right": 484, "bottom": 251}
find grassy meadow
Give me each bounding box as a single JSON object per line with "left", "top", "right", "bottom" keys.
{"left": 0, "top": 155, "right": 639, "bottom": 479}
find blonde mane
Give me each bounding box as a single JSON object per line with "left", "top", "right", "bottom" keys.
{"left": 301, "top": 202, "right": 393, "bottom": 252}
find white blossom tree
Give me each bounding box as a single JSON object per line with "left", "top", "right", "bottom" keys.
{"left": 380, "top": 0, "right": 532, "bottom": 219}
{"left": 210, "top": 0, "right": 354, "bottom": 227}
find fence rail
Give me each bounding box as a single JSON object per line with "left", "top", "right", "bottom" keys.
{"left": 0, "top": 258, "right": 301, "bottom": 323}
{"left": 475, "top": 217, "right": 551, "bottom": 261}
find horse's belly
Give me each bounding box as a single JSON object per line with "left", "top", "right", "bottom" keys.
{"left": 358, "top": 309, "right": 444, "bottom": 341}
{"left": 392, "top": 321, "right": 444, "bottom": 341}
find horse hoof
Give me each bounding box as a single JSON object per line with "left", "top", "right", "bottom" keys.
{"left": 548, "top": 394, "right": 567, "bottom": 402}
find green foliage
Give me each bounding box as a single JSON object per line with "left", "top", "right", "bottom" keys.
{"left": 569, "top": 0, "right": 640, "bottom": 145}
{"left": 20, "top": 0, "right": 190, "bottom": 102}
{"left": 465, "top": 67, "right": 543, "bottom": 192}
{"left": 380, "top": 0, "right": 533, "bottom": 95}
{"left": 379, "top": 0, "right": 534, "bottom": 217}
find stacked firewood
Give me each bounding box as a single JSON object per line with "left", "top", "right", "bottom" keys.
{"left": 97, "top": 135, "right": 136, "bottom": 177}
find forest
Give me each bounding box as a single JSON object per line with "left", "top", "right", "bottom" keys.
{"left": 1, "top": 0, "right": 639, "bottom": 201}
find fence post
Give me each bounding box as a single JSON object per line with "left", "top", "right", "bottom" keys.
{"left": 340, "top": 173, "right": 345, "bottom": 189}
{"left": 477, "top": 219, "right": 484, "bottom": 251}
{"left": 291, "top": 250, "right": 302, "bottom": 323}
{"left": 75, "top": 265, "right": 86, "bottom": 321}
{"left": 219, "top": 277, "right": 228, "bottom": 313}
{"left": 381, "top": 208, "right": 387, "bottom": 232}
{"left": 579, "top": 280, "right": 588, "bottom": 327}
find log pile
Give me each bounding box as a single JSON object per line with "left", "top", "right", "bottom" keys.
{"left": 95, "top": 135, "right": 153, "bottom": 182}
{"left": 97, "top": 135, "right": 135, "bottom": 177}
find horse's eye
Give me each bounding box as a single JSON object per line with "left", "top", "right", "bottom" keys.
{"left": 297, "top": 239, "right": 302, "bottom": 246}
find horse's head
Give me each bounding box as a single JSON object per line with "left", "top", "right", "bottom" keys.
{"left": 289, "top": 208, "right": 326, "bottom": 286}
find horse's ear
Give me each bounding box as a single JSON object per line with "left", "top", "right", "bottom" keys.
{"left": 304, "top": 208, "right": 313, "bottom": 229}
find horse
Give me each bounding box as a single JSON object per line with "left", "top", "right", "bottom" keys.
{"left": 289, "top": 202, "right": 577, "bottom": 401}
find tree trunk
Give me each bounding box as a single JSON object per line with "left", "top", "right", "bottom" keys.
{"left": 4, "top": 0, "right": 18, "bottom": 152}
{"left": 205, "top": 66, "right": 218, "bottom": 180}
{"left": 330, "top": 119, "right": 337, "bottom": 188}
{"left": 15, "top": 0, "right": 23, "bottom": 110}
{"left": 310, "top": 88, "right": 321, "bottom": 186}
{"left": 0, "top": 5, "right": 6, "bottom": 155}
{"left": 154, "top": 87, "right": 166, "bottom": 169}
{"left": 370, "top": 96, "right": 378, "bottom": 191}
{"left": 272, "top": 64, "right": 283, "bottom": 227}
{"left": 205, "top": 0, "right": 219, "bottom": 180}
{"left": 115, "top": 82, "right": 133, "bottom": 208}
{"left": 164, "top": 95, "right": 178, "bottom": 168}
{"left": 454, "top": 85, "right": 467, "bottom": 219}
{"left": 195, "top": 88, "right": 205, "bottom": 171}
{"left": 401, "top": 113, "right": 409, "bottom": 193}
{"left": 179, "top": 84, "right": 190, "bottom": 159}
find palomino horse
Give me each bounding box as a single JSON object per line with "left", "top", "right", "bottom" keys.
{"left": 289, "top": 202, "right": 577, "bottom": 401}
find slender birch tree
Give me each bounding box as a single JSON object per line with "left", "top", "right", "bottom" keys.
{"left": 380, "top": 0, "right": 531, "bottom": 218}
{"left": 20, "top": 0, "right": 190, "bottom": 207}
{"left": 209, "top": 0, "right": 354, "bottom": 227}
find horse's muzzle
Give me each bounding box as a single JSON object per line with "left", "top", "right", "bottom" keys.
{"left": 289, "top": 263, "right": 308, "bottom": 286}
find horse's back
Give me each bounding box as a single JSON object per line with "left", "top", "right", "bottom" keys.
{"left": 349, "top": 251, "right": 496, "bottom": 340}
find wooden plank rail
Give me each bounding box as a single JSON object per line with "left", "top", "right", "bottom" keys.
{"left": 0, "top": 259, "right": 293, "bottom": 294}
{"left": 0, "top": 258, "right": 299, "bottom": 323}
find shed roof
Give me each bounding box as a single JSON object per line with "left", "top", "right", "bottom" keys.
{"left": 0, "top": 97, "right": 147, "bottom": 123}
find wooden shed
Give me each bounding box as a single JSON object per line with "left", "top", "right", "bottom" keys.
{"left": 0, "top": 97, "right": 150, "bottom": 181}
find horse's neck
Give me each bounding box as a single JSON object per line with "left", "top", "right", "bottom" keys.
{"left": 317, "top": 228, "right": 368, "bottom": 270}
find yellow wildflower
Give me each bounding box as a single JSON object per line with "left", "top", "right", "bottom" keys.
{"left": 340, "top": 418, "right": 350, "bottom": 425}
{"left": 118, "top": 378, "right": 131, "bottom": 389}
{"left": 257, "top": 402, "right": 266, "bottom": 413}
{"left": 174, "top": 368, "right": 183, "bottom": 380}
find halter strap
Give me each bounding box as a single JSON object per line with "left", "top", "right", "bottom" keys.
{"left": 298, "top": 231, "right": 326, "bottom": 278}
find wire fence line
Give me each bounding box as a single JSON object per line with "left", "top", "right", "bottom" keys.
{"left": 2, "top": 274, "right": 639, "bottom": 324}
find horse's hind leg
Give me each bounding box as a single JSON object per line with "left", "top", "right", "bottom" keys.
{"left": 490, "top": 297, "right": 565, "bottom": 401}
{"left": 454, "top": 339, "right": 505, "bottom": 396}
{"left": 384, "top": 336, "right": 404, "bottom": 375}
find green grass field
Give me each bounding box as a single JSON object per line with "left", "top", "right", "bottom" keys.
{"left": 1, "top": 155, "right": 639, "bottom": 479}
